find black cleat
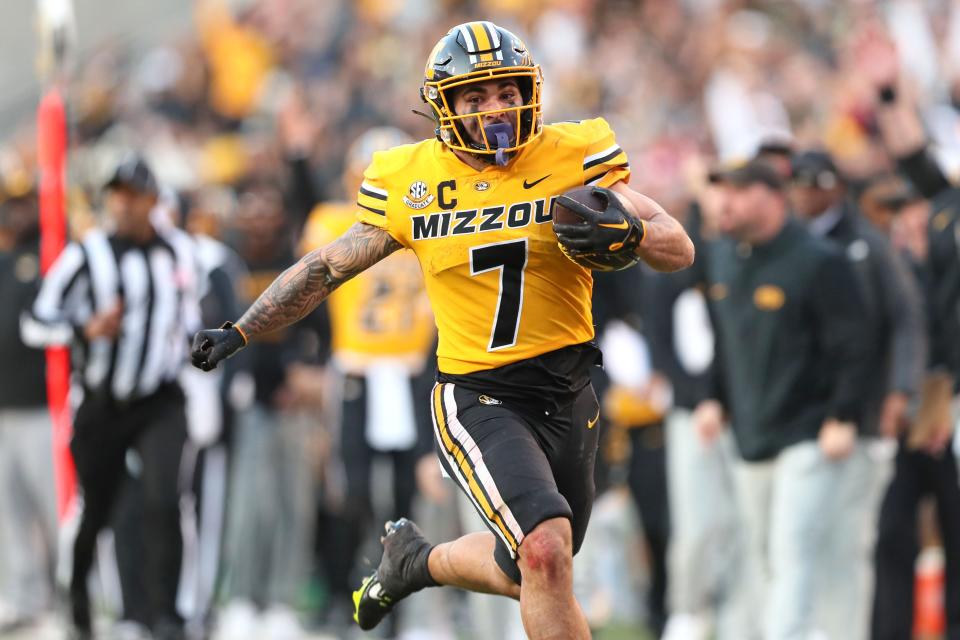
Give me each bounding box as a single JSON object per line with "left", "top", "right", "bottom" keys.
{"left": 353, "top": 518, "right": 434, "bottom": 631}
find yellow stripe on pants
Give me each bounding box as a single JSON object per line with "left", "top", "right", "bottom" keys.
{"left": 432, "top": 383, "right": 518, "bottom": 550}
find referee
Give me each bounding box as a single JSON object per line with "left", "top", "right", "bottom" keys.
{"left": 22, "top": 154, "right": 199, "bottom": 640}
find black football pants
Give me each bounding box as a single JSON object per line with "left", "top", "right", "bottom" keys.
{"left": 628, "top": 425, "right": 670, "bottom": 639}
{"left": 872, "top": 443, "right": 960, "bottom": 640}
{"left": 69, "top": 383, "right": 187, "bottom": 633}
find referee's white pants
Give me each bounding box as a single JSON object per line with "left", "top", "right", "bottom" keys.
{"left": 812, "top": 438, "right": 895, "bottom": 640}
{"left": 733, "top": 440, "right": 850, "bottom": 640}
{"left": 0, "top": 407, "right": 58, "bottom": 618}
{"left": 664, "top": 409, "right": 744, "bottom": 640}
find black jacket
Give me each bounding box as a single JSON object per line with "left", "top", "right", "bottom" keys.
{"left": 819, "top": 201, "right": 926, "bottom": 434}
{"left": 927, "top": 189, "right": 960, "bottom": 382}
{"left": 0, "top": 231, "right": 47, "bottom": 407}
{"left": 646, "top": 204, "right": 715, "bottom": 410}
{"left": 894, "top": 143, "right": 960, "bottom": 384}
{"left": 704, "top": 218, "right": 871, "bottom": 461}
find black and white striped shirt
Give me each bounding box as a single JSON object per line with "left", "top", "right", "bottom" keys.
{"left": 22, "top": 225, "right": 200, "bottom": 402}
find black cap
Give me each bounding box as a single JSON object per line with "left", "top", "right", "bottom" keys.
{"left": 708, "top": 159, "right": 783, "bottom": 191}
{"left": 755, "top": 136, "right": 794, "bottom": 158}
{"left": 791, "top": 150, "right": 841, "bottom": 189}
{"left": 105, "top": 154, "right": 158, "bottom": 194}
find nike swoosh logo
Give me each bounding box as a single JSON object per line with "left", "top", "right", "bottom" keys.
{"left": 523, "top": 174, "right": 551, "bottom": 189}
{"left": 587, "top": 410, "right": 600, "bottom": 429}
{"left": 598, "top": 220, "right": 629, "bottom": 230}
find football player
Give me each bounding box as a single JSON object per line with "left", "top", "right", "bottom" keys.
{"left": 192, "top": 21, "right": 693, "bottom": 639}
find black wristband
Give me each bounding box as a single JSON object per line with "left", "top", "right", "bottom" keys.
{"left": 878, "top": 85, "right": 897, "bottom": 105}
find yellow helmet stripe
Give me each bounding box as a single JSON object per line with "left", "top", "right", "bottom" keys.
{"left": 469, "top": 22, "right": 494, "bottom": 62}
{"left": 481, "top": 21, "right": 502, "bottom": 48}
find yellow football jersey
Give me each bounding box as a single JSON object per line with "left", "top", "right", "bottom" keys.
{"left": 301, "top": 202, "right": 435, "bottom": 372}
{"left": 355, "top": 117, "right": 630, "bottom": 375}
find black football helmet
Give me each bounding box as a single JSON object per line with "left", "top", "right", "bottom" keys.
{"left": 421, "top": 22, "right": 543, "bottom": 162}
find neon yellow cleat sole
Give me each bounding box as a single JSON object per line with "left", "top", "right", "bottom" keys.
{"left": 352, "top": 571, "right": 394, "bottom": 631}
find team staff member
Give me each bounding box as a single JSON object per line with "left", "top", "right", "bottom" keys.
{"left": 192, "top": 21, "right": 693, "bottom": 640}
{"left": 23, "top": 155, "right": 199, "bottom": 640}
{"left": 694, "top": 160, "right": 871, "bottom": 640}
{"left": 789, "top": 149, "right": 926, "bottom": 640}
{"left": 790, "top": 150, "right": 924, "bottom": 439}
{"left": 300, "top": 127, "right": 436, "bottom": 625}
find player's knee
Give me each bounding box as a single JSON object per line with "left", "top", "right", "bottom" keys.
{"left": 518, "top": 518, "right": 573, "bottom": 583}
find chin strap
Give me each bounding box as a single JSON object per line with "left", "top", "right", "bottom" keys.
{"left": 411, "top": 109, "right": 438, "bottom": 125}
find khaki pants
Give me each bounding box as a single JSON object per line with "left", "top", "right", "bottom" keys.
{"left": 0, "top": 407, "right": 58, "bottom": 619}
{"left": 812, "top": 439, "right": 895, "bottom": 640}
{"left": 664, "top": 409, "right": 744, "bottom": 639}
{"left": 733, "top": 441, "right": 850, "bottom": 640}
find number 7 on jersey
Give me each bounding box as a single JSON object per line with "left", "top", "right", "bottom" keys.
{"left": 470, "top": 239, "right": 528, "bottom": 351}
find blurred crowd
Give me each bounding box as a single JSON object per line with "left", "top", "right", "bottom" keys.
{"left": 2, "top": 0, "right": 960, "bottom": 639}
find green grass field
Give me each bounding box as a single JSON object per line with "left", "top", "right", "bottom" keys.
{"left": 594, "top": 624, "right": 655, "bottom": 640}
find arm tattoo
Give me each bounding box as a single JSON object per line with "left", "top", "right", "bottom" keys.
{"left": 237, "top": 222, "right": 402, "bottom": 337}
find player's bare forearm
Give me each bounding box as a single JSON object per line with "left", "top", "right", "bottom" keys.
{"left": 237, "top": 222, "right": 401, "bottom": 337}
{"left": 635, "top": 208, "right": 696, "bottom": 272}
{"left": 609, "top": 182, "right": 695, "bottom": 272}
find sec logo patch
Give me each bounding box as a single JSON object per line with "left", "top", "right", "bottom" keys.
{"left": 403, "top": 181, "right": 436, "bottom": 210}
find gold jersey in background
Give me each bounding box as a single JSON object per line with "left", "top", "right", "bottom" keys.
{"left": 356, "top": 117, "right": 630, "bottom": 375}
{"left": 301, "top": 202, "right": 435, "bottom": 373}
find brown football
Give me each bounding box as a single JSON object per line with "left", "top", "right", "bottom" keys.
{"left": 551, "top": 186, "right": 642, "bottom": 272}
{"left": 551, "top": 186, "right": 603, "bottom": 225}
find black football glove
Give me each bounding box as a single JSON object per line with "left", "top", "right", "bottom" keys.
{"left": 191, "top": 321, "right": 248, "bottom": 371}
{"left": 553, "top": 187, "right": 645, "bottom": 257}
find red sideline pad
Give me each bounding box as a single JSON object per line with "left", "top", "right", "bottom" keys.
{"left": 37, "top": 87, "right": 76, "bottom": 522}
